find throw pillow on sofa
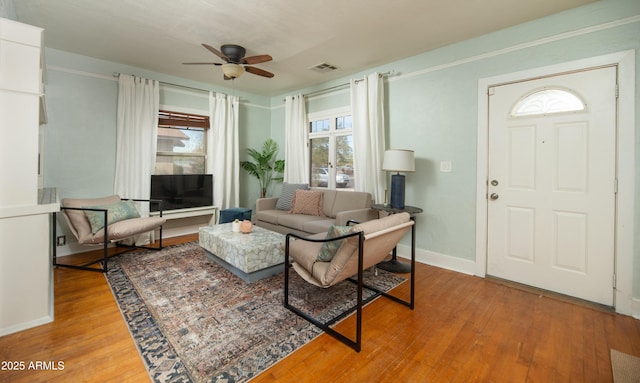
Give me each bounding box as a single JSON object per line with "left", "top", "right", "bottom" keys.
{"left": 276, "top": 182, "right": 309, "bottom": 210}
{"left": 289, "top": 189, "right": 325, "bottom": 217}
{"left": 317, "top": 224, "right": 353, "bottom": 262}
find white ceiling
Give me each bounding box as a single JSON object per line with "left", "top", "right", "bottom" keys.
{"left": 14, "top": 0, "right": 595, "bottom": 97}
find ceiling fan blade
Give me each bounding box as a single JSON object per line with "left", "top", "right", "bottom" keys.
{"left": 202, "top": 44, "right": 229, "bottom": 62}
{"left": 182, "top": 62, "right": 223, "bottom": 65}
{"left": 245, "top": 66, "right": 274, "bottom": 78}
{"left": 241, "top": 54, "right": 273, "bottom": 65}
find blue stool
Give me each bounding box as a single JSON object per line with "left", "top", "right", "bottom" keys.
{"left": 219, "top": 208, "right": 252, "bottom": 224}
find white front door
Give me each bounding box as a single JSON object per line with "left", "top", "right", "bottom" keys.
{"left": 487, "top": 66, "right": 617, "bottom": 306}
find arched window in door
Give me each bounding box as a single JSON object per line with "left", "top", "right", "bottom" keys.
{"left": 510, "top": 87, "right": 586, "bottom": 117}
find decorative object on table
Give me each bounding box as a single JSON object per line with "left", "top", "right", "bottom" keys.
{"left": 232, "top": 219, "right": 241, "bottom": 233}
{"left": 240, "top": 219, "right": 253, "bottom": 234}
{"left": 382, "top": 149, "right": 415, "bottom": 209}
{"left": 105, "top": 242, "right": 404, "bottom": 382}
{"left": 240, "top": 138, "right": 285, "bottom": 198}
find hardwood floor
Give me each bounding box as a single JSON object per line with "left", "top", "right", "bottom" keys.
{"left": 1, "top": 234, "right": 639, "bottom": 382}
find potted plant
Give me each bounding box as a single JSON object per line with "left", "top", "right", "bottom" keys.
{"left": 240, "top": 138, "right": 285, "bottom": 198}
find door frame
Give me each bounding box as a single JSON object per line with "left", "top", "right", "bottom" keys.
{"left": 475, "top": 50, "right": 636, "bottom": 315}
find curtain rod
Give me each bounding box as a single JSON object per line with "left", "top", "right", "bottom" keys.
{"left": 112, "top": 72, "right": 210, "bottom": 94}
{"left": 285, "top": 71, "right": 392, "bottom": 101}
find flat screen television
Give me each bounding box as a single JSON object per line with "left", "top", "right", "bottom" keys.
{"left": 150, "top": 174, "right": 213, "bottom": 211}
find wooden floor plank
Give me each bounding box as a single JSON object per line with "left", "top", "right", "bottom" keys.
{"left": 1, "top": 233, "right": 639, "bottom": 382}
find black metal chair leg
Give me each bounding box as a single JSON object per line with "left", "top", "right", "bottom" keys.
{"left": 283, "top": 233, "right": 367, "bottom": 352}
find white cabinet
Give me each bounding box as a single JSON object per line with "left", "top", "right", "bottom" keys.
{"left": 0, "top": 17, "right": 42, "bottom": 207}
{"left": 0, "top": 17, "right": 58, "bottom": 336}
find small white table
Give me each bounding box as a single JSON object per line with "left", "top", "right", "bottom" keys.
{"left": 199, "top": 223, "right": 285, "bottom": 283}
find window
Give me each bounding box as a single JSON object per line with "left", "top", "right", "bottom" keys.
{"left": 308, "top": 109, "right": 354, "bottom": 189}
{"left": 511, "top": 88, "right": 586, "bottom": 117}
{"left": 155, "top": 110, "right": 209, "bottom": 175}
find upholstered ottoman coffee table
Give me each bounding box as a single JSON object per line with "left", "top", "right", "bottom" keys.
{"left": 199, "top": 223, "right": 286, "bottom": 283}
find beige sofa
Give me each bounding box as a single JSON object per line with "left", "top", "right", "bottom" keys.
{"left": 255, "top": 188, "right": 377, "bottom": 236}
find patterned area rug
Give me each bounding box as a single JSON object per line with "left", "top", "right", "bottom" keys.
{"left": 105, "top": 241, "right": 405, "bottom": 383}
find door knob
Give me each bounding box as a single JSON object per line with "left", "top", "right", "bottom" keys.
{"left": 490, "top": 193, "right": 499, "bottom": 200}
{"left": 491, "top": 179, "right": 499, "bottom": 186}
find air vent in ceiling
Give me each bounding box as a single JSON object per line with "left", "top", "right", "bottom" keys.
{"left": 309, "top": 62, "right": 339, "bottom": 73}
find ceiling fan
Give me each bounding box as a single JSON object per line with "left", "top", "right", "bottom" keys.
{"left": 183, "top": 44, "right": 274, "bottom": 80}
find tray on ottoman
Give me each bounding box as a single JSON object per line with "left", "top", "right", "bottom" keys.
{"left": 199, "top": 223, "right": 285, "bottom": 283}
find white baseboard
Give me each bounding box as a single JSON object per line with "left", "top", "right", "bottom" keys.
{"left": 54, "top": 241, "right": 103, "bottom": 258}
{"left": 162, "top": 224, "right": 202, "bottom": 238}
{"left": 632, "top": 298, "right": 640, "bottom": 320}
{"left": 396, "top": 244, "right": 476, "bottom": 275}
{"left": 0, "top": 315, "right": 53, "bottom": 337}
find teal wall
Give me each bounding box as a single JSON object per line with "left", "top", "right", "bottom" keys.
{"left": 45, "top": 67, "right": 118, "bottom": 198}
{"left": 0, "top": 0, "right": 16, "bottom": 19}
{"left": 239, "top": 102, "right": 272, "bottom": 206}
{"left": 39, "top": 0, "right": 639, "bottom": 298}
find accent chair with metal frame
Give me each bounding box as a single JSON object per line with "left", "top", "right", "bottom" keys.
{"left": 53, "top": 194, "right": 166, "bottom": 272}
{"left": 284, "top": 212, "right": 415, "bottom": 352}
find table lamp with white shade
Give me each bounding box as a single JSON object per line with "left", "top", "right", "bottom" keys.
{"left": 382, "top": 149, "right": 415, "bottom": 209}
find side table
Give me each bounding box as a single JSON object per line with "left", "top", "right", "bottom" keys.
{"left": 371, "top": 204, "right": 423, "bottom": 273}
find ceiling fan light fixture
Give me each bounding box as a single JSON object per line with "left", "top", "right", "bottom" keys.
{"left": 186, "top": 44, "right": 273, "bottom": 79}
{"left": 222, "top": 63, "right": 245, "bottom": 79}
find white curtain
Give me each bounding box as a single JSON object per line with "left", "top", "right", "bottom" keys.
{"left": 350, "top": 72, "right": 386, "bottom": 203}
{"left": 208, "top": 92, "right": 239, "bottom": 210}
{"left": 284, "top": 94, "right": 308, "bottom": 183}
{"left": 114, "top": 74, "right": 159, "bottom": 244}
